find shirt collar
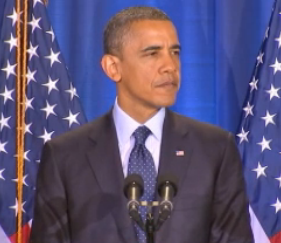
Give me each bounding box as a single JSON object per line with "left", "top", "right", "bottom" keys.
{"left": 113, "top": 98, "right": 165, "bottom": 145}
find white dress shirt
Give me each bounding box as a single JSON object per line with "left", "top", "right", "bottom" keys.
{"left": 112, "top": 99, "right": 165, "bottom": 177}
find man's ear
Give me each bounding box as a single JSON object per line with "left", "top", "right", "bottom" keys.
{"left": 101, "top": 54, "right": 121, "bottom": 82}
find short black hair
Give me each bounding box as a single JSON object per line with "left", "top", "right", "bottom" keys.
{"left": 103, "top": 6, "right": 171, "bottom": 56}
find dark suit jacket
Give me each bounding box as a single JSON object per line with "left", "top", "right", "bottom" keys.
{"left": 30, "top": 109, "right": 253, "bottom": 243}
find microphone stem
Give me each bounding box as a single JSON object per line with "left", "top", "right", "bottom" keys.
{"left": 146, "top": 213, "right": 155, "bottom": 243}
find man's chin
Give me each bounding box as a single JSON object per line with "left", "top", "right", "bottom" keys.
{"left": 155, "top": 98, "right": 177, "bottom": 108}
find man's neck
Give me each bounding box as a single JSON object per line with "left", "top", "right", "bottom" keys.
{"left": 117, "top": 97, "right": 160, "bottom": 124}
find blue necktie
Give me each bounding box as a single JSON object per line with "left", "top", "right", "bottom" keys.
{"left": 128, "top": 126, "right": 157, "bottom": 243}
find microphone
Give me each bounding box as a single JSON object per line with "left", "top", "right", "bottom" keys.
{"left": 155, "top": 174, "right": 178, "bottom": 230}
{"left": 124, "top": 173, "right": 144, "bottom": 229}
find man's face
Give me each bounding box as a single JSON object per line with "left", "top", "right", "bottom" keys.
{"left": 116, "top": 20, "right": 181, "bottom": 112}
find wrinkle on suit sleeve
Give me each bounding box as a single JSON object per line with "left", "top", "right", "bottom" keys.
{"left": 209, "top": 133, "right": 253, "bottom": 243}
{"left": 30, "top": 142, "right": 71, "bottom": 243}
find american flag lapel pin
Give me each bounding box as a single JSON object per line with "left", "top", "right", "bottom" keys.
{"left": 175, "top": 150, "right": 185, "bottom": 156}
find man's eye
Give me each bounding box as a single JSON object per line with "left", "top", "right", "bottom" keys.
{"left": 148, "top": 51, "right": 157, "bottom": 56}
{"left": 172, "top": 50, "right": 180, "bottom": 56}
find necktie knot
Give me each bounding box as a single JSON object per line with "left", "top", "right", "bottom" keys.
{"left": 133, "top": 126, "right": 151, "bottom": 145}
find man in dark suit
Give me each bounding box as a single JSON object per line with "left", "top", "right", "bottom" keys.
{"left": 30, "top": 6, "right": 253, "bottom": 243}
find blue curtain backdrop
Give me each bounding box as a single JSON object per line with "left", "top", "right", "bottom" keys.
{"left": 0, "top": 0, "right": 274, "bottom": 133}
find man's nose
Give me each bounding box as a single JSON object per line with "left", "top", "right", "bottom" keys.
{"left": 159, "top": 52, "right": 179, "bottom": 73}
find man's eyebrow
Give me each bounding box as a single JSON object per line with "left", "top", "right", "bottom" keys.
{"left": 141, "top": 45, "right": 162, "bottom": 52}
{"left": 141, "top": 44, "right": 181, "bottom": 53}
{"left": 170, "top": 44, "right": 181, "bottom": 50}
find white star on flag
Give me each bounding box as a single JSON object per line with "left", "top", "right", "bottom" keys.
{"left": 45, "top": 48, "right": 61, "bottom": 67}
{"left": 9, "top": 198, "right": 26, "bottom": 217}
{"left": 26, "top": 67, "right": 37, "bottom": 84}
{"left": 0, "top": 169, "right": 5, "bottom": 180}
{"left": 63, "top": 110, "right": 80, "bottom": 127}
{"left": 271, "top": 198, "right": 281, "bottom": 213}
{"left": 276, "top": 175, "right": 281, "bottom": 188}
{"left": 264, "top": 27, "right": 270, "bottom": 39}
{"left": 252, "top": 162, "right": 268, "bottom": 178}
{"left": 4, "top": 33, "right": 17, "bottom": 52}
{"left": 7, "top": 8, "right": 22, "bottom": 26}
{"left": 12, "top": 174, "right": 28, "bottom": 187}
{"left": 256, "top": 52, "right": 264, "bottom": 66}
{"left": 33, "top": 0, "right": 43, "bottom": 7}
{"left": 243, "top": 102, "right": 254, "bottom": 118}
{"left": 27, "top": 42, "right": 39, "bottom": 60}
{"left": 24, "top": 150, "right": 31, "bottom": 162}
{"left": 270, "top": 58, "right": 281, "bottom": 74}
{"left": 25, "top": 96, "right": 34, "bottom": 111}
{"left": 237, "top": 128, "right": 249, "bottom": 144}
{"left": 0, "top": 86, "right": 14, "bottom": 104}
{"left": 0, "top": 141, "right": 8, "bottom": 154}
{"left": 276, "top": 32, "right": 281, "bottom": 48}
{"left": 266, "top": 84, "right": 280, "bottom": 100}
{"left": 46, "top": 27, "right": 55, "bottom": 42}
{"left": 38, "top": 128, "right": 55, "bottom": 144}
{"left": 41, "top": 101, "right": 57, "bottom": 119}
{"left": 65, "top": 83, "right": 79, "bottom": 100}
{"left": 261, "top": 111, "right": 276, "bottom": 127}
{"left": 0, "top": 113, "right": 11, "bottom": 131}
{"left": 28, "top": 15, "right": 41, "bottom": 33}
{"left": 249, "top": 78, "right": 258, "bottom": 92}
{"left": 1, "top": 60, "right": 17, "bottom": 79}
{"left": 25, "top": 122, "right": 32, "bottom": 135}
{"left": 42, "top": 76, "right": 59, "bottom": 94}
{"left": 257, "top": 136, "right": 272, "bottom": 152}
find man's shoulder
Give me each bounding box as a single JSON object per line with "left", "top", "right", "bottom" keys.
{"left": 169, "top": 111, "right": 237, "bottom": 156}
{"left": 170, "top": 110, "right": 231, "bottom": 140}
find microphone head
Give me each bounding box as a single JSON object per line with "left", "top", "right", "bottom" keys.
{"left": 124, "top": 173, "right": 144, "bottom": 198}
{"left": 157, "top": 174, "right": 178, "bottom": 197}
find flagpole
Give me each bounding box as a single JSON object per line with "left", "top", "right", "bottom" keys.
{"left": 15, "top": 0, "right": 22, "bottom": 239}
{"left": 16, "top": 0, "right": 28, "bottom": 241}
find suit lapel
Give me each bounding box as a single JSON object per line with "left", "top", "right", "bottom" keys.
{"left": 158, "top": 109, "right": 193, "bottom": 193}
{"left": 155, "top": 109, "right": 194, "bottom": 242}
{"left": 86, "top": 111, "right": 137, "bottom": 243}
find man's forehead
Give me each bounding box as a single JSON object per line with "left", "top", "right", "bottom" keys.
{"left": 129, "top": 19, "right": 177, "bottom": 32}
{"left": 127, "top": 20, "right": 179, "bottom": 44}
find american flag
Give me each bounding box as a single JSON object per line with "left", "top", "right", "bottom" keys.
{"left": 237, "top": 0, "right": 281, "bottom": 242}
{"left": 0, "top": 0, "right": 87, "bottom": 242}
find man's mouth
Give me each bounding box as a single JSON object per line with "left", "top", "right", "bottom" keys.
{"left": 156, "top": 80, "right": 178, "bottom": 88}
